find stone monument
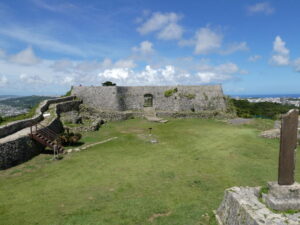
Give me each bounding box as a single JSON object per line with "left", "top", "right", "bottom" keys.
{"left": 216, "top": 109, "right": 300, "bottom": 224}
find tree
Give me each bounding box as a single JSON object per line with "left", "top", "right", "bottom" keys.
{"left": 102, "top": 81, "right": 116, "bottom": 86}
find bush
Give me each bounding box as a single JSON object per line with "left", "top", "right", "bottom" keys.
{"left": 0, "top": 116, "right": 3, "bottom": 123}
{"left": 102, "top": 81, "right": 116, "bottom": 86}
{"left": 231, "top": 98, "right": 299, "bottom": 119}
{"left": 164, "top": 88, "right": 178, "bottom": 97}
{"left": 64, "top": 86, "right": 73, "bottom": 96}
{"left": 56, "top": 131, "right": 82, "bottom": 146}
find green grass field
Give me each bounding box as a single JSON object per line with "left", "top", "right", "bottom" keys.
{"left": 0, "top": 118, "right": 298, "bottom": 225}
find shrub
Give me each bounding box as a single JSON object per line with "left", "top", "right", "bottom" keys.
{"left": 64, "top": 86, "right": 73, "bottom": 96}
{"left": 164, "top": 88, "right": 178, "bottom": 97}
{"left": 56, "top": 131, "right": 82, "bottom": 146}
{"left": 102, "top": 81, "right": 116, "bottom": 86}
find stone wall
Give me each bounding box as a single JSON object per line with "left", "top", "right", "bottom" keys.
{"left": 56, "top": 100, "right": 82, "bottom": 115}
{"left": 0, "top": 117, "right": 64, "bottom": 170}
{"left": 72, "top": 85, "right": 226, "bottom": 112}
{"left": 0, "top": 96, "right": 75, "bottom": 139}
{"left": 0, "top": 96, "right": 79, "bottom": 170}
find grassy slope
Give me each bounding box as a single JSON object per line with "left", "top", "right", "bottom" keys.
{"left": 0, "top": 118, "right": 298, "bottom": 225}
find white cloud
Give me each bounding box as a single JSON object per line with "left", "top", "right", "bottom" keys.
{"left": 10, "top": 47, "right": 41, "bottom": 65}
{"left": 114, "top": 59, "right": 136, "bottom": 69}
{"left": 0, "top": 76, "right": 8, "bottom": 87}
{"left": 0, "top": 26, "right": 85, "bottom": 56}
{"left": 194, "top": 27, "right": 222, "bottom": 54}
{"left": 137, "top": 12, "right": 183, "bottom": 40}
{"left": 157, "top": 23, "right": 183, "bottom": 40}
{"left": 99, "top": 68, "right": 132, "bottom": 80}
{"left": 20, "top": 74, "right": 45, "bottom": 84}
{"left": 273, "top": 36, "right": 289, "bottom": 55}
{"left": 98, "top": 61, "right": 243, "bottom": 86}
{"left": 292, "top": 58, "right": 300, "bottom": 72}
{"left": 0, "top": 49, "right": 6, "bottom": 58}
{"left": 132, "top": 41, "right": 154, "bottom": 54}
{"left": 220, "top": 42, "right": 249, "bottom": 55}
{"left": 137, "top": 12, "right": 181, "bottom": 34}
{"left": 270, "top": 36, "right": 290, "bottom": 66}
{"left": 248, "top": 55, "right": 262, "bottom": 62}
{"left": 247, "top": 2, "right": 274, "bottom": 15}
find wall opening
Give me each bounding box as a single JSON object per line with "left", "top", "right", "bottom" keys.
{"left": 144, "top": 94, "right": 153, "bottom": 107}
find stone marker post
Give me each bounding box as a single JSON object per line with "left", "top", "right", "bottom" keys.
{"left": 278, "top": 109, "right": 299, "bottom": 185}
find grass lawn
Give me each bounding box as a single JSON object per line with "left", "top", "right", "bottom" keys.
{"left": 0, "top": 118, "right": 299, "bottom": 225}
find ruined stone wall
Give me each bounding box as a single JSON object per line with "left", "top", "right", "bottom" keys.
{"left": 0, "top": 117, "right": 64, "bottom": 170}
{"left": 56, "top": 100, "right": 82, "bottom": 115}
{"left": 72, "top": 85, "right": 226, "bottom": 112}
{"left": 0, "top": 96, "right": 75, "bottom": 139}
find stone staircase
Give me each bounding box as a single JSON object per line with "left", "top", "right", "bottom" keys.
{"left": 29, "top": 123, "right": 64, "bottom": 154}
{"left": 143, "top": 107, "right": 168, "bottom": 123}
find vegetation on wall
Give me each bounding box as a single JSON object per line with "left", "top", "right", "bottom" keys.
{"left": 102, "top": 81, "right": 116, "bottom": 86}
{"left": 56, "top": 130, "right": 82, "bottom": 146}
{"left": 230, "top": 98, "right": 298, "bottom": 119}
{"left": 164, "top": 88, "right": 178, "bottom": 97}
{"left": 179, "top": 93, "right": 196, "bottom": 100}
{"left": 64, "top": 86, "right": 73, "bottom": 96}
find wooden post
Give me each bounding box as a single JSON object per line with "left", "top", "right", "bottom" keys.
{"left": 278, "top": 109, "right": 299, "bottom": 185}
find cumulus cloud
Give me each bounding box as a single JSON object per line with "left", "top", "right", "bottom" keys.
{"left": 157, "top": 23, "right": 183, "bottom": 40}
{"left": 293, "top": 58, "right": 300, "bottom": 72}
{"left": 270, "top": 36, "right": 290, "bottom": 66}
{"left": 0, "top": 76, "right": 8, "bottom": 87}
{"left": 99, "top": 68, "right": 132, "bottom": 80}
{"left": 137, "top": 12, "right": 183, "bottom": 40}
{"left": 10, "top": 47, "right": 41, "bottom": 65}
{"left": 114, "top": 59, "right": 136, "bottom": 69}
{"left": 247, "top": 2, "right": 274, "bottom": 15}
{"left": 220, "top": 42, "right": 249, "bottom": 55}
{"left": 98, "top": 61, "right": 243, "bottom": 86}
{"left": 248, "top": 55, "right": 262, "bottom": 62}
{"left": 0, "top": 49, "right": 6, "bottom": 58}
{"left": 193, "top": 27, "right": 223, "bottom": 54}
{"left": 20, "top": 74, "right": 45, "bottom": 84}
{"left": 132, "top": 41, "right": 154, "bottom": 54}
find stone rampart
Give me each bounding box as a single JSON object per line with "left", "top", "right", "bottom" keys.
{"left": 56, "top": 100, "right": 82, "bottom": 115}
{"left": 0, "top": 96, "right": 80, "bottom": 170}
{"left": 0, "top": 117, "right": 64, "bottom": 170}
{"left": 0, "top": 96, "right": 75, "bottom": 139}
{"left": 72, "top": 85, "right": 226, "bottom": 112}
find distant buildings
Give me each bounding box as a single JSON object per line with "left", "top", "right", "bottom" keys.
{"left": 233, "top": 97, "right": 300, "bottom": 107}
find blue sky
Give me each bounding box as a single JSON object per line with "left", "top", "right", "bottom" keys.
{"left": 0, "top": 0, "right": 299, "bottom": 96}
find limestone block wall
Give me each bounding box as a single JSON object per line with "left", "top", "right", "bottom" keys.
{"left": 0, "top": 117, "right": 64, "bottom": 170}
{"left": 56, "top": 100, "right": 82, "bottom": 115}
{"left": 0, "top": 96, "right": 75, "bottom": 139}
{"left": 71, "top": 86, "right": 121, "bottom": 111}
{"left": 72, "top": 85, "right": 226, "bottom": 112}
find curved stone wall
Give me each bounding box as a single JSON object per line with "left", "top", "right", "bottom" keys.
{"left": 0, "top": 96, "right": 75, "bottom": 139}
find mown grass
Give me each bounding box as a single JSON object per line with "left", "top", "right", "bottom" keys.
{"left": 0, "top": 118, "right": 299, "bottom": 225}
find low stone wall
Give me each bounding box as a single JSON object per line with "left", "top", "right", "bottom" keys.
{"left": 0, "top": 96, "right": 78, "bottom": 170}
{"left": 0, "top": 118, "right": 64, "bottom": 170}
{"left": 0, "top": 96, "right": 75, "bottom": 139}
{"left": 0, "top": 136, "right": 45, "bottom": 170}
{"left": 56, "top": 100, "right": 82, "bottom": 115}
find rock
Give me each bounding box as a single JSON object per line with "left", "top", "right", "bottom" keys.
{"left": 90, "top": 119, "right": 105, "bottom": 131}
{"left": 216, "top": 186, "right": 300, "bottom": 225}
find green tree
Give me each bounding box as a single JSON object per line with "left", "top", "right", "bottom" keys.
{"left": 102, "top": 81, "right": 116, "bottom": 86}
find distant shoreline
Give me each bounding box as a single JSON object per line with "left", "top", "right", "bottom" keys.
{"left": 229, "top": 94, "right": 300, "bottom": 98}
